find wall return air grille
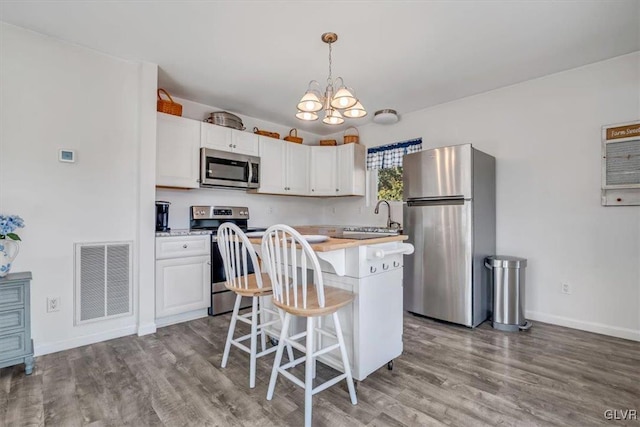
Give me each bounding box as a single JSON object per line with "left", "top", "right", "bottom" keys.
{"left": 75, "top": 242, "right": 133, "bottom": 325}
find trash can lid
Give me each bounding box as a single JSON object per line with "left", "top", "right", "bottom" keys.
{"left": 485, "top": 256, "right": 527, "bottom": 268}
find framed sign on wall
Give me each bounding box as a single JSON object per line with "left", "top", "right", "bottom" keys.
{"left": 601, "top": 121, "right": 640, "bottom": 206}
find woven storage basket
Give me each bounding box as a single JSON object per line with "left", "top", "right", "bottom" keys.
{"left": 157, "top": 89, "right": 182, "bottom": 116}
{"left": 319, "top": 139, "right": 337, "bottom": 146}
{"left": 343, "top": 126, "right": 360, "bottom": 144}
{"left": 284, "top": 128, "right": 303, "bottom": 144}
{"left": 253, "top": 127, "right": 280, "bottom": 139}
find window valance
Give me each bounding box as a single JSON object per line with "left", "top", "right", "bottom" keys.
{"left": 366, "top": 138, "right": 422, "bottom": 170}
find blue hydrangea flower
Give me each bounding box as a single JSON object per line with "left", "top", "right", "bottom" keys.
{"left": 0, "top": 244, "right": 4, "bottom": 252}
{"left": 0, "top": 214, "right": 25, "bottom": 240}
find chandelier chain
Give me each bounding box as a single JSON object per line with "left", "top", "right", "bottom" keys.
{"left": 327, "top": 41, "right": 333, "bottom": 87}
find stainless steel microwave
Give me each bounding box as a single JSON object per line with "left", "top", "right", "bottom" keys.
{"left": 200, "top": 148, "right": 260, "bottom": 189}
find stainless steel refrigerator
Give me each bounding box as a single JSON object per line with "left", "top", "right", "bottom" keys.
{"left": 403, "top": 144, "right": 495, "bottom": 327}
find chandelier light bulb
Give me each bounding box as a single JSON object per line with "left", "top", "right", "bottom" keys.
{"left": 322, "top": 109, "right": 344, "bottom": 125}
{"left": 297, "top": 90, "right": 323, "bottom": 112}
{"left": 330, "top": 86, "right": 357, "bottom": 109}
{"left": 296, "top": 110, "right": 319, "bottom": 121}
{"left": 343, "top": 101, "right": 367, "bottom": 118}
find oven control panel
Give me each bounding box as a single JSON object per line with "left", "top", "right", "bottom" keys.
{"left": 191, "top": 206, "right": 249, "bottom": 220}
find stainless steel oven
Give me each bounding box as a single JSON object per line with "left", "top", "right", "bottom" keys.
{"left": 190, "top": 206, "right": 266, "bottom": 316}
{"left": 200, "top": 148, "right": 260, "bottom": 189}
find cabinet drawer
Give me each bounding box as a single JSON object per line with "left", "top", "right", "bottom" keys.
{"left": 0, "top": 284, "right": 24, "bottom": 309}
{"left": 0, "top": 331, "right": 26, "bottom": 360}
{"left": 0, "top": 308, "right": 24, "bottom": 332}
{"left": 156, "top": 235, "right": 210, "bottom": 259}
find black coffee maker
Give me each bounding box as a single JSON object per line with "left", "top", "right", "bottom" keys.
{"left": 155, "top": 201, "right": 171, "bottom": 232}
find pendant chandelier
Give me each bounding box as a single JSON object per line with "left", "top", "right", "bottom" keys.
{"left": 296, "top": 32, "right": 367, "bottom": 125}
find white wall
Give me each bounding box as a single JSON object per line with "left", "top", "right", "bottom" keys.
{"left": 156, "top": 97, "right": 328, "bottom": 229}
{"left": 0, "top": 23, "right": 156, "bottom": 354}
{"left": 331, "top": 53, "right": 640, "bottom": 340}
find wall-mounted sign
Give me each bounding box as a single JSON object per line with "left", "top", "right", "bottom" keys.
{"left": 601, "top": 121, "right": 640, "bottom": 206}
{"left": 605, "top": 123, "right": 640, "bottom": 141}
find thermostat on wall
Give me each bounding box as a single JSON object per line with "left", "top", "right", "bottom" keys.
{"left": 59, "top": 149, "right": 76, "bottom": 163}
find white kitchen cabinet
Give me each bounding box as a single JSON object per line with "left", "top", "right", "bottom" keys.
{"left": 336, "top": 143, "right": 366, "bottom": 196}
{"left": 155, "top": 235, "right": 211, "bottom": 319}
{"left": 310, "top": 146, "right": 337, "bottom": 196}
{"left": 256, "top": 137, "right": 309, "bottom": 195}
{"left": 285, "top": 142, "right": 310, "bottom": 195}
{"left": 201, "top": 122, "right": 259, "bottom": 156}
{"left": 156, "top": 112, "right": 200, "bottom": 189}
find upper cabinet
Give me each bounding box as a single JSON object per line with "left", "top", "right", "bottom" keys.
{"left": 156, "top": 113, "right": 200, "bottom": 189}
{"left": 201, "top": 121, "right": 259, "bottom": 156}
{"left": 310, "top": 146, "right": 337, "bottom": 196}
{"left": 337, "top": 144, "right": 366, "bottom": 196}
{"left": 256, "top": 137, "right": 309, "bottom": 195}
{"left": 156, "top": 113, "right": 365, "bottom": 196}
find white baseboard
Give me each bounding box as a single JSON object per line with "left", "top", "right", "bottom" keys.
{"left": 137, "top": 322, "right": 157, "bottom": 336}
{"left": 526, "top": 310, "right": 640, "bottom": 342}
{"left": 34, "top": 325, "right": 138, "bottom": 357}
{"left": 155, "top": 309, "right": 209, "bottom": 328}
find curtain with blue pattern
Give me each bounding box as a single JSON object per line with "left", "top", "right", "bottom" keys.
{"left": 366, "top": 138, "right": 422, "bottom": 170}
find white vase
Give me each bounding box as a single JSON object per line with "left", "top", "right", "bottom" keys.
{"left": 0, "top": 239, "right": 20, "bottom": 278}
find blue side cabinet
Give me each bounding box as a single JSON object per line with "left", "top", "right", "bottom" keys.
{"left": 0, "top": 272, "right": 34, "bottom": 375}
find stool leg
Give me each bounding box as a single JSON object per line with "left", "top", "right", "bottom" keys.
{"left": 304, "top": 316, "right": 315, "bottom": 427}
{"left": 249, "top": 296, "right": 259, "bottom": 389}
{"left": 333, "top": 312, "right": 357, "bottom": 405}
{"left": 259, "top": 295, "right": 267, "bottom": 352}
{"left": 221, "top": 294, "right": 242, "bottom": 368}
{"left": 279, "top": 308, "right": 295, "bottom": 362}
{"left": 267, "top": 312, "right": 291, "bottom": 401}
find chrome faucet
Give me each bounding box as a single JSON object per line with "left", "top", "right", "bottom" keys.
{"left": 374, "top": 200, "right": 401, "bottom": 229}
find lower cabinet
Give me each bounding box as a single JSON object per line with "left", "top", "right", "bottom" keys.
{"left": 155, "top": 236, "right": 210, "bottom": 320}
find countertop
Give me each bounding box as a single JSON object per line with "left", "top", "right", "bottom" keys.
{"left": 248, "top": 234, "right": 408, "bottom": 252}
{"left": 155, "top": 229, "right": 212, "bottom": 237}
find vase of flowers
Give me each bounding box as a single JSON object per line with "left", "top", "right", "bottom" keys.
{"left": 0, "top": 215, "right": 25, "bottom": 278}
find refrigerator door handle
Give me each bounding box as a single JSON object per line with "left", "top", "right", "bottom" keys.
{"left": 407, "top": 198, "right": 465, "bottom": 207}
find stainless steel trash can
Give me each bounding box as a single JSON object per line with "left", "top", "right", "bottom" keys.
{"left": 485, "top": 256, "right": 532, "bottom": 331}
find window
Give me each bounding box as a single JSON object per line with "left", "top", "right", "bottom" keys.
{"left": 377, "top": 167, "right": 403, "bottom": 201}
{"left": 366, "top": 138, "right": 422, "bottom": 203}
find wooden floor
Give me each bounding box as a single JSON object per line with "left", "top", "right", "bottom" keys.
{"left": 1, "top": 313, "right": 638, "bottom": 426}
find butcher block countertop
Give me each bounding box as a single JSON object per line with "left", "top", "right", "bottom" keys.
{"left": 248, "top": 234, "right": 408, "bottom": 252}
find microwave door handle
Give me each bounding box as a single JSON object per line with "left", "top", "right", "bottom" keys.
{"left": 247, "top": 159, "right": 253, "bottom": 183}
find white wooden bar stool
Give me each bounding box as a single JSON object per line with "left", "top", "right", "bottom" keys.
{"left": 217, "top": 223, "right": 293, "bottom": 389}
{"left": 261, "top": 224, "right": 357, "bottom": 427}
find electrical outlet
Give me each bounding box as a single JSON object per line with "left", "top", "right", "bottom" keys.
{"left": 267, "top": 207, "right": 273, "bottom": 214}
{"left": 47, "top": 297, "right": 60, "bottom": 312}
{"left": 332, "top": 207, "right": 336, "bottom": 214}
{"left": 561, "top": 283, "right": 572, "bottom": 295}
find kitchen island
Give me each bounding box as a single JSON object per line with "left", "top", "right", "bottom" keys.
{"left": 249, "top": 233, "right": 413, "bottom": 381}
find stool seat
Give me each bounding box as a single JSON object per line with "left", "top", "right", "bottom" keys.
{"left": 274, "top": 285, "right": 354, "bottom": 317}
{"left": 226, "top": 273, "right": 273, "bottom": 296}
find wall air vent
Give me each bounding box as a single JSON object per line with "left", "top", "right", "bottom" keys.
{"left": 602, "top": 121, "right": 640, "bottom": 206}
{"left": 75, "top": 242, "right": 133, "bottom": 325}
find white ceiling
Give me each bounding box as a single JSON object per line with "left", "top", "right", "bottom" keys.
{"left": 1, "top": 1, "right": 638, "bottom": 135}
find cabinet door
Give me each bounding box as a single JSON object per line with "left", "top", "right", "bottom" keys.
{"left": 310, "top": 146, "right": 337, "bottom": 196}
{"left": 201, "top": 122, "right": 233, "bottom": 152}
{"left": 156, "top": 255, "right": 210, "bottom": 318}
{"left": 257, "top": 136, "right": 286, "bottom": 194}
{"left": 232, "top": 130, "right": 259, "bottom": 156}
{"left": 156, "top": 113, "right": 200, "bottom": 189}
{"left": 337, "top": 144, "right": 366, "bottom": 196}
{"left": 285, "top": 143, "right": 310, "bottom": 195}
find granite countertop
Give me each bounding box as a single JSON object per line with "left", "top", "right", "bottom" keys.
{"left": 155, "top": 229, "right": 212, "bottom": 237}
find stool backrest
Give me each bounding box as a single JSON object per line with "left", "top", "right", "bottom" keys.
{"left": 217, "top": 222, "right": 263, "bottom": 291}
{"left": 261, "top": 224, "right": 325, "bottom": 309}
